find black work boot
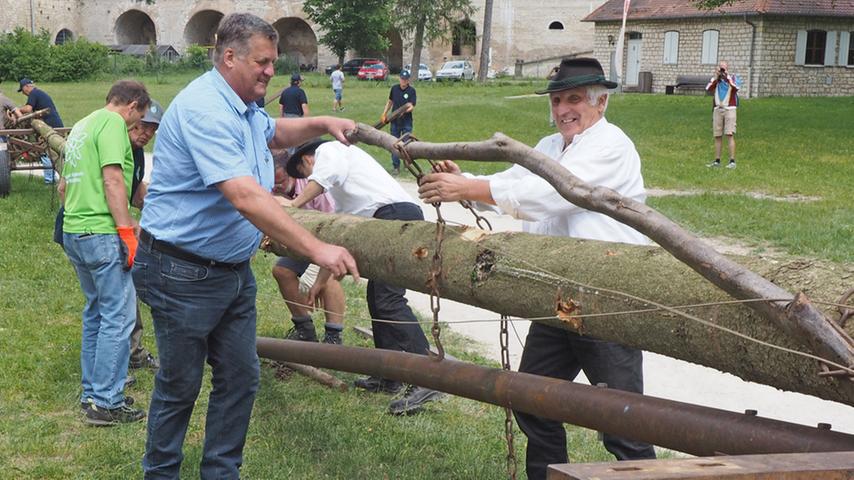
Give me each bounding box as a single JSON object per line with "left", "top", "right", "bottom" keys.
{"left": 354, "top": 376, "right": 403, "bottom": 394}
{"left": 388, "top": 384, "right": 446, "bottom": 415}
{"left": 285, "top": 316, "right": 318, "bottom": 342}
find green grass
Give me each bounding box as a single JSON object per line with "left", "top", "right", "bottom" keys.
{"left": 2, "top": 73, "right": 851, "bottom": 477}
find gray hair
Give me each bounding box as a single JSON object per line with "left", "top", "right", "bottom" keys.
{"left": 213, "top": 13, "right": 278, "bottom": 65}
{"left": 586, "top": 84, "right": 609, "bottom": 113}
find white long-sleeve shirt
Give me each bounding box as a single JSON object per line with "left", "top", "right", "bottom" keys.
{"left": 308, "top": 141, "right": 415, "bottom": 217}
{"left": 480, "top": 117, "right": 649, "bottom": 245}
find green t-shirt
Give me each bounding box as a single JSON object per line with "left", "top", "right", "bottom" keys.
{"left": 62, "top": 108, "right": 133, "bottom": 233}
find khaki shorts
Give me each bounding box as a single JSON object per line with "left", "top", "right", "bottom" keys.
{"left": 713, "top": 108, "right": 737, "bottom": 136}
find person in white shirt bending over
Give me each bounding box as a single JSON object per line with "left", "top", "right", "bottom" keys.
{"left": 417, "top": 57, "right": 657, "bottom": 480}
{"left": 284, "top": 139, "right": 444, "bottom": 416}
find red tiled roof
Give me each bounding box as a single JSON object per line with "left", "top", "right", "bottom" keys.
{"left": 583, "top": 0, "right": 854, "bottom": 22}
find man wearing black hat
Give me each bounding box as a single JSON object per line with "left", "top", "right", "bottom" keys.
{"left": 417, "top": 57, "right": 656, "bottom": 478}
{"left": 279, "top": 72, "right": 310, "bottom": 118}
{"left": 380, "top": 70, "right": 416, "bottom": 176}
{"left": 16, "top": 78, "right": 63, "bottom": 184}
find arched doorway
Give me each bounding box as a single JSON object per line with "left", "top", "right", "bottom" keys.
{"left": 55, "top": 29, "right": 74, "bottom": 45}
{"left": 272, "top": 17, "right": 318, "bottom": 69}
{"left": 115, "top": 10, "right": 157, "bottom": 45}
{"left": 363, "top": 29, "right": 403, "bottom": 73}
{"left": 184, "top": 10, "right": 224, "bottom": 49}
{"left": 452, "top": 19, "right": 476, "bottom": 57}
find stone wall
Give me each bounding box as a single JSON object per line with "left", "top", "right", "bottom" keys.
{"left": 591, "top": 15, "right": 854, "bottom": 97}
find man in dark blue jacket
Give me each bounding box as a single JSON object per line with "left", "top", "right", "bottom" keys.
{"left": 17, "top": 78, "right": 63, "bottom": 184}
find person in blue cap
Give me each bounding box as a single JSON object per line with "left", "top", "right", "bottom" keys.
{"left": 380, "top": 69, "right": 416, "bottom": 176}
{"left": 16, "top": 78, "right": 63, "bottom": 184}
{"left": 279, "top": 72, "right": 309, "bottom": 118}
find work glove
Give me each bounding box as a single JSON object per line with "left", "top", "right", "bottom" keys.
{"left": 116, "top": 226, "right": 138, "bottom": 270}
{"left": 380, "top": 113, "right": 387, "bottom": 124}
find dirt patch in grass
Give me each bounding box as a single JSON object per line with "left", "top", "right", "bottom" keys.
{"left": 647, "top": 188, "right": 822, "bottom": 203}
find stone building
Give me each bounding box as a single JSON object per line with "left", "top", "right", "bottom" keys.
{"left": 584, "top": 0, "right": 854, "bottom": 97}
{"left": 1, "top": 0, "right": 603, "bottom": 76}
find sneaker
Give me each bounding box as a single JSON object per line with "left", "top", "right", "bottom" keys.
{"left": 125, "top": 375, "right": 137, "bottom": 388}
{"left": 322, "top": 332, "right": 342, "bottom": 345}
{"left": 354, "top": 375, "right": 403, "bottom": 394}
{"left": 130, "top": 352, "right": 160, "bottom": 370}
{"left": 339, "top": 108, "right": 345, "bottom": 112}
{"left": 388, "top": 384, "right": 445, "bottom": 416}
{"left": 726, "top": 161, "right": 736, "bottom": 169}
{"left": 285, "top": 325, "right": 318, "bottom": 342}
{"left": 706, "top": 160, "right": 721, "bottom": 168}
{"left": 391, "top": 167, "right": 400, "bottom": 177}
{"left": 84, "top": 401, "right": 145, "bottom": 426}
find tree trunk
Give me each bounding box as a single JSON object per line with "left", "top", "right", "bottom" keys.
{"left": 477, "top": 0, "right": 493, "bottom": 82}
{"left": 264, "top": 211, "right": 854, "bottom": 406}
{"left": 343, "top": 124, "right": 854, "bottom": 379}
{"left": 410, "top": 17, "right": 425, "bottom": 79}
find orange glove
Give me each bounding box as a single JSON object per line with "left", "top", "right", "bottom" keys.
{"left": 117, "top": 226, "right": 138, "bottom": 270}
{"left": 380, "top": 113, "right": 387, "bottom": 124}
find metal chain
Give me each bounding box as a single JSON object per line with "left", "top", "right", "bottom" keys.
{"left": 395, "top": 134, "right": 518, "bottom": 477}
{"left": 500, "top": 314, "right": 518, "bottom": 479}
{"left": 395, "top": 134, "right": 445, "bottom": 360}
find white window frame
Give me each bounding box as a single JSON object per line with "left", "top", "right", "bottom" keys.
{"left": 663, "top": 31, "right": 679, "bottom": 64}
{"left": 701, "top": 30, "right": 719, "bottom": 65}
{"left": 839, "top": 31, "right": 851, "bottom": 66}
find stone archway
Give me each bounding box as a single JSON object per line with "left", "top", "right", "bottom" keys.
{"left": 362, "top": 29, "right": 403, "bottom": 72}
{"left": 55, "top": 29, "right": 74, "bottom": 45}
{"left": 271, "top": 17, "right": 318, "bottom": 69}
{"left": 184, "top": 9, "right": 224, "bottom": 48}
{"left": 115, "top": 10, "right": 157, "bottom": 45}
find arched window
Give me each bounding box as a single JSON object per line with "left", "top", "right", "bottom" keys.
{"left": 548, "top": 21, "right": 564, "bottom": 30}
{"left": 55, "top": 29, "right": 73, "bottom": 45}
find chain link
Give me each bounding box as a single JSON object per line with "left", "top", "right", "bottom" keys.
{"left": 394, "top": 135, "right": 518, "bottom": 477}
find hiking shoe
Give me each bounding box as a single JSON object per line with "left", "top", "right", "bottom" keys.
{"left": 388, "top": 384, "right": 445, "bottom": 416}
{"left": 322, "top": 332, "right": 342, "bottom": 345}
{"left": 285, "top": 325, "right": 318, "bottom": 342}
{"left": 706, "top": 160, "right": 721, "bottom": 167}
{"left": 354, "top": 376, "right": 403, "bottom": 394}
{"left": 130, "top": 353, "right": 160, "bottom": 370}
{"left": 726, "top": 161, "right": 736, "bottom": 169}
{"left": 84, "top": 402, "right": 145, "bottom": 426}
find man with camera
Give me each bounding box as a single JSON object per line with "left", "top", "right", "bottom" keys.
{"left": 706, "top": 61, "right": 740, "bottom": 169}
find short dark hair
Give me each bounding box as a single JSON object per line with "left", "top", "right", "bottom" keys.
{"left": 106, "top": 80, "right": 150, "bottom": 112}
{"left": 272, "top": 149, "right": 289, "bottom": 171}
{"left": 213, "top": 13, "right": 277, "bottom": 64}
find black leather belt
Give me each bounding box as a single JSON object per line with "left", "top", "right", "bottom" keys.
{"left": 139, "top": 229, "right": 246, "bottom": 269}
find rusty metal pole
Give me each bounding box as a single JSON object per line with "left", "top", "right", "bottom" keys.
{"left": 257, "top": 337, "right": 854, "bottom": 456}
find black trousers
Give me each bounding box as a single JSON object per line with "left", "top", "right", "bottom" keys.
{"left": 367, "top": 202, "right": 430, "bottom": 356}
{"left": 514, "top": 322, "right": 656, "bottom": 480}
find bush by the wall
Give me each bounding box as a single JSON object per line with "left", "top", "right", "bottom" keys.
{"left": 0, "top": 28, "right": 107, "bottom": 83}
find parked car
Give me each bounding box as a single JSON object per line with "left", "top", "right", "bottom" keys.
{"left": 403, "top": 63, "right": 432, "bottom": 81}
{"left": 435, "top": 60, "right": 475, "bottom": 81}
{"left": 357, "top": 61, "right": 389, "bottom": 81}
{"left": 324, "top": 57, "right": 381, "bottom": 76}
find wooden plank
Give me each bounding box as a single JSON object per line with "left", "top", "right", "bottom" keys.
{"left": 0, "top": 127, "right": 71, "bottom": 136}
{"left": 547, "top": 452, "right": 854, "bottom": 480}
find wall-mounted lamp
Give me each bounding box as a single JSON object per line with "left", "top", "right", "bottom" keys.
{"left": 607, "top": 34, "right": 615, "bottom": 46}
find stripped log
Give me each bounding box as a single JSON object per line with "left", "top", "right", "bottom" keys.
{"left": 274, "top": 361, "right": 349, "bottom": 392}
{"left": 265, "top": 210, "right": 854, "bottom": 406}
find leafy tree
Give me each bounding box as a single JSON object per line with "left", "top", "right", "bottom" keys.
{"left": 303, "top": 0, "right": 392, "bottom": 65}
{"left": 0, "top": 29, "right": 51, "bottom": 83}
{"left": 693, "top": 0, "right": 739, "bottom": 9}
{"left": 392, "top": 0, "right": 475, "bottom": 79}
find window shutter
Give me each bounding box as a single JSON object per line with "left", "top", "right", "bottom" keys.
{"left": 840, "top": 31, "right": 851, "bottom": 66}
{"left": 824, "top": 31, "right": 837, "bottom": 66}
{"left": 663, "top": 31, "right": 679, "bottom": 64}
{"left": 795, "top": 30, "right": 807, "bottom": 65}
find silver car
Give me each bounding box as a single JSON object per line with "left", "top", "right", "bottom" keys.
{"left": 403, "top": 63, "right": 433, "bottom": 81}
{"left": 435, "top": 60, "right": 475, "bottom": 81}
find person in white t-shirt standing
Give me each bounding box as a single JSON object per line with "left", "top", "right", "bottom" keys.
{"left": 284, "top": 139, "right": 444, "bottom": 416}
{"left": 330, "top": 64, "right": 345, "bottom": 112}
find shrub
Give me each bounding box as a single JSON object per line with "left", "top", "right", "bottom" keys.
{"left": 48, "top": 38, "right": 108, "bottom": 81}
{"left": 275, "top": 55, "right": 300, "bottom": 76}
{"left": 0, "top": 28, "right": 107, "bottom": 83}
{"left": 181, "top": 44, "right": 211, "bottom": 71}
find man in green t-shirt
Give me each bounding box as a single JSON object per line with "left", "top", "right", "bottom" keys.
{"left": 61, "top": 80, "right": 151, "bottom": 426}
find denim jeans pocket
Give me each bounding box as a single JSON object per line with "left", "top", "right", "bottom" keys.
{"left": 75, "top": 234, "right": 117, "bottom": 267}
{"left": 162, "top": 257, "right": 209, "bottom": 282}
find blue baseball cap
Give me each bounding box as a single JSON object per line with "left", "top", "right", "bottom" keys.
{"left": 399, "top": 70, "right": 411, "bottom": 80}
{"left": 18, "top": 78, "right": 33, "bottom": 92}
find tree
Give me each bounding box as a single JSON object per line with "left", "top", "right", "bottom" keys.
{"left": 476, "top": 0, "right": 493, "bottom": 82}
{"left": 303, "top": 0, "right": 392, "bottom": 65}
{"left": 392, "top": 0, "right": 474, "bottom": 79}
{"left": 693, "top": 0, "right": 739, "bottom": 8}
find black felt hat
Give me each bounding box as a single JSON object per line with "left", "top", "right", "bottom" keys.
{"left": 535, "top": 57, "right": 617, "bottom": 94}
{"left": 286, "top": 138, "right": 328, "bottom": 178}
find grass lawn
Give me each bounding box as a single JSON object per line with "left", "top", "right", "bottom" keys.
{"left": 1, "top": 71, "right": 851, "bottom": 478}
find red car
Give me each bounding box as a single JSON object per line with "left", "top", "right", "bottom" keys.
{"left": 357, "top": 61, "right": 389, "bottom": 81}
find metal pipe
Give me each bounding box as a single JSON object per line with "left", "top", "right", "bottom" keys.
{"left": 744, "top": 13, "right": 757, "bottom": 98}
{"left": 257, "top": 337, "right": 854, "bottom": 456}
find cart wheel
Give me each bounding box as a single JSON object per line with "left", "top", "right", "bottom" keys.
{"left": 0, "top": 144, "right": 10, "bottom": 197}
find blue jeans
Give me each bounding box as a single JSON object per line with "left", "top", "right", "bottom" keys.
{"left": 133, "top": 241, "right": 259, "bottom": 479}
{"left": 389, "top": 119, "right": 413, "bottom": 169}
{"left": 42, "top": 154, "right": 55, "bottom": 184}
{"left": 63, "top": 233, "right": 136, "bottom": 409}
